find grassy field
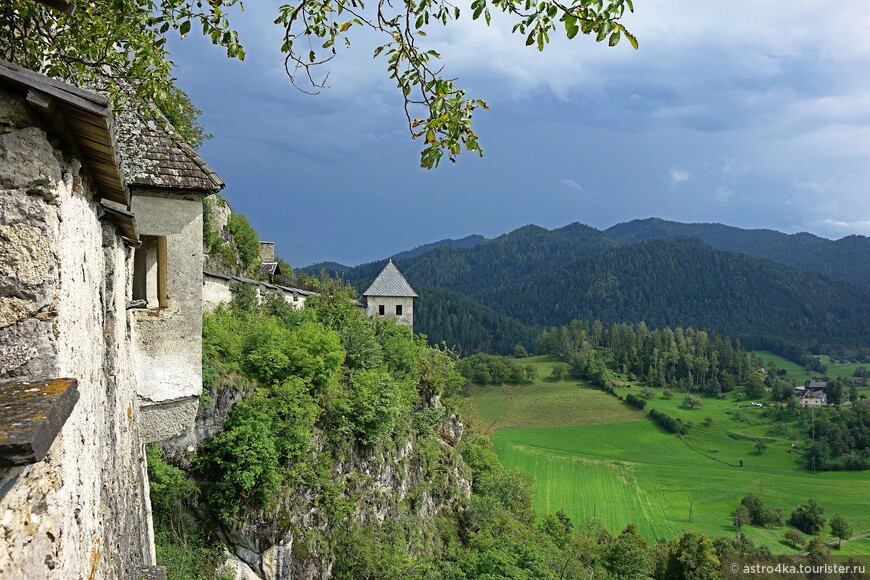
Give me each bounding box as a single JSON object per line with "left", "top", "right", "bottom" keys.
{"left": 468, "top": 356, "right": 870, "bottom": 554}
{"left": 464, "top": 357, "right": 642, "bottom": 432}
{"left": 754, "top": 351, "right": 867, "bottom": 384}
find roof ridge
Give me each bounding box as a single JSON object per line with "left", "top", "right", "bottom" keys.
{"left": 363, "top": 261, "right": 418, "bottom": 298}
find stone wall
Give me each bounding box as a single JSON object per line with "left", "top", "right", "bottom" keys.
{"left": 202, "top": 272, "right": 311, "bottom": 313}
{"left": 202, "top": 274, "right": 235, "bottom": 310}
{"left": 365, "top": 296, "right": 414, "bottom": 328}
{"left": 0, "top": 88, "right": 152, "bottom": 577}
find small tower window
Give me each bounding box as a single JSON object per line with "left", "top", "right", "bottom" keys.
{"left": 395, "top": 304, "right": 403, "bottom": 315}
{"left": 378, "top": 305, "right": 385, "bottom": 315}
{"left": 133, "top": 235, "right": 168, "bottom": 308}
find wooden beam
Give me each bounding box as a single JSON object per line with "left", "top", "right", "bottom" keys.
{"left": 0, "top": 61, "right": 109, "bottom": 117}
{"left": 0, "top": 60, "right": 103, "bottom": 105}
{"left": 0, "top": 378, "right": 79, "bottom": 466}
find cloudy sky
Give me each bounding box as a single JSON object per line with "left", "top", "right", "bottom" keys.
{"left": 167, "top": 0, "right": 870, "bottom": 267}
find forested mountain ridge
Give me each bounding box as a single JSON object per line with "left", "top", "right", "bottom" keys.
{"left": 391, "top": 234, "right": 487, "bottom": 261}
{"left": 605, "top": 218, "right": 870, "bottom": 286}
{"left": 497, "top": 238, "right": 870, "bottom": 349}
{"left": 303, "top": 221, "right": 870, "bottom": 356}
{"left": 301, "top": 234, "right": 487, "bottom": 276}
{"left": 415, "top": 288, "right": 538, "bottom": 354}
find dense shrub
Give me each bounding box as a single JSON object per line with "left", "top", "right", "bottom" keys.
{"left": 736, "top": 494, "right": 783, "bottom": 528}
{"left": 625, "top": 393, "right": 647, "bottom": 410}
{"left": 790, "top": 499, "right": 827, "bottom": 535}
{"left": 328, "top": 368, "right": 414, "bottom": 445}
{"left": 147, "top": 445, "right": 225, "bottom": 578}
{"left": 457, "top": 353, "right": 534, "bottom": 385}
{"left": 648, "top": 408, "right": 689, "bottom": 435}
{"left": 683, "top": 395, "right": 702, "bottom": 408}
{"left": 227, "top": 213, "right": 261, "bottom": 274}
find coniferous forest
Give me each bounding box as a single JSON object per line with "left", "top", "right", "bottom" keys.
{"left": 304, "top": 222, "right": 870, "bottom": 357}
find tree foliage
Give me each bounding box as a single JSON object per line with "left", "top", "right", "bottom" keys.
{"left": 736, "top": 494, "right": 783, "bottom": 529}
{"left": 803, "top": 405, "right": 870, "bottom": 471}
{"left": 789, "top": 499, "right": 827, "bottom": 535}
{"left": 3, "top": 0, "right": 635, "bottom": 167}
{"left": 0, "top": 1, "right": 244, "bottom": 147}
{"left": 276, "top": 0, "right": 636, "bottom": 167}
{"left": 829, "top": 513, "right": 852, "bottom": 549}
{"left": 457, "top": 353, "right": 535, "bottom": 385}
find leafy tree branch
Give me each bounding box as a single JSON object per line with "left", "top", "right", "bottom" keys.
{"left": 2, "top": 0, "right": 635, "bottom": 165}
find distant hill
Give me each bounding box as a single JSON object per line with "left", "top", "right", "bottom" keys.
{"left": 299, "top": 234, "right": 487, "bottom": 276}
{"left": 390, "top": 234, "right": 487, "bottom": 261}
{"left": 320, "top": 221, "right": 870, "bottom": 356}
{"left": 299, "top": 261, "right": 352, "bottom": 277}
{"left": 605, "top": 218, "right": 870, "bottom": 286}
{"left": 492, "top": 237, "right": 870, "bottom": 348}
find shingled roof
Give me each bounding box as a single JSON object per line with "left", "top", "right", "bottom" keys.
{"left": 115, "top": 107, "right": 224, "bottom": 193}
{"left": 363, "top": 260, "right": 418, "bottom": 298}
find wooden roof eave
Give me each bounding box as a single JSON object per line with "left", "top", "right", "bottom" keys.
{"left": 100, "top": 201, "right": 139, "bottom": 245}
{"left": 0, "top": 60, "right": 130, "bottom": 208}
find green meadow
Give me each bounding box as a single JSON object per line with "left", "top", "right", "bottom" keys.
{"left": 754, "top": 351, "right": 866, "bottom": 384}
{"left": 468, "top": 356, "right": 870, "bottom": 554}
{"left": 464, "top": 360, "right": 641, "bottom": 432}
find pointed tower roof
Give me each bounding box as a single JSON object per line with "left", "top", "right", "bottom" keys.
{"left": 363, "top": 260, "right": 418, "bottom": 298}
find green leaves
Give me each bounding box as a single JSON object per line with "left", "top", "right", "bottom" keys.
{"left": 271, "top": 0, "right": 637, "bottom": 168}
{"left": 2, "top": 0, "right": 637, "bottom": 168}
{"left": 564, "top": 15, "right": 579, "bottom": 39}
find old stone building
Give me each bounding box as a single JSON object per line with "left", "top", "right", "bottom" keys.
{"left": 363, "top": 260, "right": 418, "bottom": 328}
{"left": 0, "top": 59, "right": 221, "bottom": 578}
{"left": 203, "top": 237, "right": 319, "bottom": 312}
{"left": 117, "top": 111, "right": 224, "bottom": 443}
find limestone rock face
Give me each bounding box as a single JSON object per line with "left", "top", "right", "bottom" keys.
{"left": 217, "top": 412, "right": 472, "bottom": 579}
{"left": 261, "top": 541, "right": 294, "bottom": 580}
{"left": 218, "top": 550, "right": 262, "bottom": 580}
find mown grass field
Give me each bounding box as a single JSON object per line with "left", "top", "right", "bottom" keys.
{"left": 468, "top": 356, "right": 870, "bottom": 554}
{"left": 464, "top": 357, "right": 642, "bottom": 432}
{"left": 754, "top": 351, "right": 867, "bottom": 384}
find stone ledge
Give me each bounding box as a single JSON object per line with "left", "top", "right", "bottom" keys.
{"left": 0, "top": 377, "right": 78, "bottom": 466}
{"left": 137, "top": 566, "right": 168, "bottom": 580}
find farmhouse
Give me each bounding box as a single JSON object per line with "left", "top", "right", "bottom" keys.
{"left": 363, "top": 259, "right": 418, "bottom": 328}
{"left": 796, "top": 379, "right": 828, "bottom": 408}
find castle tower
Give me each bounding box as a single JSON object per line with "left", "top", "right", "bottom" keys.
{"left": 363, "top": 260, "right": 418, "bottom": 328}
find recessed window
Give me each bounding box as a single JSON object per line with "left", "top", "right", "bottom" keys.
{"left": 378, "top": 305, "right": 385, "bottom": 316}
{"left": 395, "top": 304, "right": 403, "bottom": 315}
{"left": 133, "top": 235, "right": 167, "bottom": 308}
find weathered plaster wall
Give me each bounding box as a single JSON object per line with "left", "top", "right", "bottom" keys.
{"left": 365, "top": 296, "right": 414, "bottom": 328}
{"left": 202, "top": 275, "right": 234, "bottom": 311}
{"left": 202, "top": 274, "right": 308, "bottom": 313}
{"left": 131, "top": 191, "right": 203, "bottom": 442}
{"left": 0, "top": 88, "right": 152, "bottom": 578}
